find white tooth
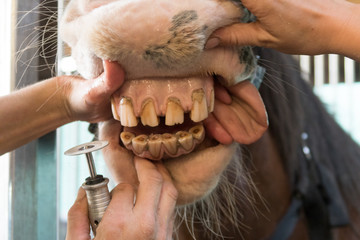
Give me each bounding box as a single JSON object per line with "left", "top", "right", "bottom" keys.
{"left": 132, "top": 135, "right": 148, "bottom": 154}
{"left": 148, "top": 134, "right": 162, "bottom": 158}
{"left": 120, "top": 132, "right": 135, "bottom": 146}
{"left": 162, "top": 133, "right": 178, "bottom": 155}
{"left": 165, "top": 98, "right": 184, "bottom": 126}
{"left": 189, "top": 125, "right": 205, "bottom": 141}
{"left": 141, "top": 99, "right": 159, "bottom": 127}
{"left": 176, "top": 131, "right": 193, "bottom": 151}
{"left": 209, "top": 89, "right": 215, "bottom": 113}
{"left": 119, "top": 97, "right": 138, "bottom": 127}
{"left": 190, "top": 89, "right": 208, "bottom": 122}
{"left": 111, "top": 97, "right": 120, "bottom": 121}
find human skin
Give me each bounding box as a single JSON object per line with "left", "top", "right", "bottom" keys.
{"left": 0, "top": 61, "right": 124, "bottom": 155}
{"left": 207, "top": 0, "right": 360, "bottom": 61}
{"left": 66, "top": 157, "right": 178, "bottom": 240}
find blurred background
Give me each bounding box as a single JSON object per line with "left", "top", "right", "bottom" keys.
{"left": 0, "top": 0, "right": 359, "bottom": 239}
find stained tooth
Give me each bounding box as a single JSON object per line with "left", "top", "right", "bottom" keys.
{"left": 165, "top": 98, "right": 184, "bottom": 126}
{"left": 162, "top": 133, "right": 178, "bottom": 155}
{"left": 120, "top": 132, "right": 135, "bottom": 146}
{"left": 189, "top": 125, "right": 205, "bottom": 141}
{"left": 141, "top": 99, "right": 159, "bottom": 127}
{"left": 209, "top": 89, "right": 215, "bottom": 112}
{"left": 176, "top": 131, "right": 193, "bottom": 151}
{"left": 111, "top": 97, "right": 120, "bottom": 121}
{"left": 190, "top": 89, "right": 208, "bottom": 122}
{"left": 119, "top": 97, "right": 138, "bottom": 127}
{"left": 148, "top": 134, "right": 162, "bottom": 158}
{"left": 132, "top": 135, "right": 148, "bottom": 154}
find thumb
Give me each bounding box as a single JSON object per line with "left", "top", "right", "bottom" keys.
{"left": 206, "top": 22, "right": 265, "bottom": 48}
{"left": 66, "top": 188, "right": 91, "bottom": 240}
{"left": 103, "top": 60, "right": 126, "bottom": 93}
{"left": 86, "top": 60, "right": 126, "bottom": 101}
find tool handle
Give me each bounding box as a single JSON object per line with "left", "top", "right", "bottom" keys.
{"left": 82, "top": 178, "right": 111, "bottom": 235}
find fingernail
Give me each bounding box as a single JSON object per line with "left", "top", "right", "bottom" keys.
{"left": 205, "top": 37, "right": 220, "bottom": 49}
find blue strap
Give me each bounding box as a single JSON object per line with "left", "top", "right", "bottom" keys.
{"left": 250, "top": 65, "right": 266, "bottom": 89}
{"left": 267, "top": 195, "right": 302, "bottom": 240}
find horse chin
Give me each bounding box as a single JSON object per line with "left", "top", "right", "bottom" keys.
{"left": 163, "top": 141, "right": 237, "bottom": 205}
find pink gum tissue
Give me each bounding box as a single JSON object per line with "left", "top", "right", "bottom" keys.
{"left": 112, "top": 76, "right": 214, "bottom": 116}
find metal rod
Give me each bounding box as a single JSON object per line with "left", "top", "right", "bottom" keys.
{"left": 85, "top": 152, "right": 97, "bottom": 178}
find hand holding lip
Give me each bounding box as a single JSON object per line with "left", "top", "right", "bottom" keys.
{"left": 204, "top": 80, "right": 268, "bottom": 145}
{"left": 205, "top": 0, "right": 360, "bottom": 62}
{"left": 65, "top": 60, "right": 125, "bottom": 123}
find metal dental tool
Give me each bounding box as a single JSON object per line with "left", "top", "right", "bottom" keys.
{"left": 65, "top": 140, "right": 111, "bottom": 235}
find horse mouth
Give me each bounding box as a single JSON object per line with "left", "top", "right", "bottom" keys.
{"left": 111, "top": 74, "right": 220, "bottom": 160}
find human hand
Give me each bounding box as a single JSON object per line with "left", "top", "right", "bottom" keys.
{"left": 62, "top": 60, "right": 125, "bottom": 123}
{"left": 207, "top": 0, "right": 351, "bottom": 56}
{"left": 66, "top": 157, "right": 178, "bottom": 240}
{"left": 204, "top": 80, "right": 268, "bottom": 145}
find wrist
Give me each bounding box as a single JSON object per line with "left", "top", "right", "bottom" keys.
{"left": 38, "top": 76, "right": 75, "bottom": 126}
{"left": 326, "top": 2, "right": 360, "bottom": 60}
{"left": 56, "top": 75, "right": 78, "bottom": 122}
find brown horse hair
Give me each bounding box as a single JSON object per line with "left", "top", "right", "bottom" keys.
{"left": 174, "top": 145, "right": 262, "bottom": 240}
{"left": 258, "top": 49, "right": 360, "bottom": 220}
{"left": 258, "top": 49, "right": 360, "bottom": 236}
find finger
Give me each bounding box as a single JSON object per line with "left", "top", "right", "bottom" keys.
{"left": 66, "top": 188, "right": 91, "bottom": 240}
{"left": 212, "top": 99, "right": 252, "bottom": 143}
{"left": 86, "top": 61, "right": 125, "bottom": 101}
{"left": 103, "top": 60, "right": 126, "bottom": 92}
{"left": 133, "top": 157, "right": 163, "bottom": 216}
{"left": 214, "top": 80, "right": 232, "bottom": 104}
{"left": 99, "top": 119, "right": 122, "bottom": 144}
{"left": 227, "top": 80, "right": 268, "bottom": 127}
{"left": 203, "top": 113, "right": 233, "bottom": 145}
{"left": 101, "top": 183, "right": 136, "bottom": 223}
{"left": 211, "top": 98, "right": 267, "bottom": 144}
{"left": 99, "top": 120, "right": 138, "bottom": 185}
{"left": 208, "top": 22, "right": 267, "bottom": 48}
{"left": 155, "top": 164, "right": 178, "bottom": 240}
{"left": 95, "top": 183, "right": 136, "bottom": 239}
{"left": 212, "top": 81, "right": 267, "bottom": 144}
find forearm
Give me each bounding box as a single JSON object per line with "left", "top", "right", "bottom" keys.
{"left": 0, "top": 77, "right": 71, "bottom": 155}
{"left": 211, "top": 0, "right": 360, "bottom": 61}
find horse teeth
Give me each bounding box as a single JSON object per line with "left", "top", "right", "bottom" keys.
{"left": 165, "top": 98, "right": 184, "bottom": 126}
{"left": 120, "top": 132, "right": 135, "bottom": 146}
{"left": 119, "top": 97, "right": 138, "bottom": 127}
{"left": 111, "top": 97, "right": 120, "bottom": 121}
{"left": 132, "top": 134, "right": 148, "bottom": 154}
{"left": 141, "top": 99, "right": 159, "bottom": 127}
{"left": 148, "top": 134, "right": 162, "bottom": 158}
{"left": 209, "top": 89, "right": 215, "bottom": 113}
{"left": 162, "top": 133, "right": 178, "bottom": 155}
{"left": 190, "top": 89, "right": 208, "bottom": 122}
{"left": 121, "top": 124, "right": 206, "bottom": 159}
{"left": 176, "top": 131, "right": 194, "bottom": 151}
{"left": 189, "top": 125, "right": 205, "bottom": 141}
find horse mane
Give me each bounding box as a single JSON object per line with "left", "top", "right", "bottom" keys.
{"left": 175, "top": 48, "right": 360, "bottom": 239}
{"left": 258, "top": 48, "right": 360, "bottom": 230}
